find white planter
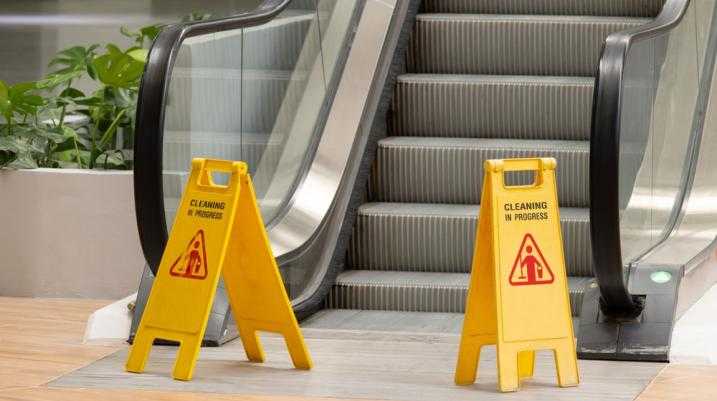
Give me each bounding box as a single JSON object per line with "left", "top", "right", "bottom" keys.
{"left": 0, "top": 168, "right": 145, "bottom": 298}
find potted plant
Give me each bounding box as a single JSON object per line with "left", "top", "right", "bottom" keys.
{"left": 0, "top": 24, "right": 162, "bottom": 298}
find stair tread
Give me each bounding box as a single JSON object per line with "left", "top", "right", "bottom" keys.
{"left": 358, "top": 202, "right": 588, "bottom": 220}
{"left": 372, "top": 137, "right": 589, "bottom": 206}
{"left": 422, "top": 0, "right": 664, "bottom": 17}
{"left": 350, "top": 202, "right": 592, "bottom": 276}
{"left": 416, "top": 13, "right": 652, "bottom": 24}
{"left": 302, "top": 309, "right": 465, "bottom": 334}
{"left": 397, "top": 73, "right": 595, "bottom": 85}
{"left": 337, "top": 270, "right": 468, "bottom": 287}
{"left": 417, "top": 13, "right": 650, "bottom": 24}
{"left": 328, "top": 271, "right": 590, "bottom": 315}
{"left": 336, "top": 270, "right": 592, "bottom": 291}
{"left": 409, "top": 13, "right": 648, "bottom": 76}
{"left": 378, "top": 136, "right": 589, "bottom": 150}
{"left": 393, "top": 74, "right": 594, "bottom": 141}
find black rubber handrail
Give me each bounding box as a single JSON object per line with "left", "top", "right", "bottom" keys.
{"left": 590, "top": 0, "right": 691, "bottom": 318}
{"left": 133, "top": 0, "right": 292, "bottom": 275}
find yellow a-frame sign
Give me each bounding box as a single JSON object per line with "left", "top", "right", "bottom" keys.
{"left": 126, "top": 158, "right": 312, "bottom": 381}
{"left": 455, "top": 158, "right": 579, "bottom": 392}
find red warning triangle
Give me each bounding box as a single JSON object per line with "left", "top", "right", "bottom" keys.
{"left": 169, "top": 230, "right": 208, "bottom": 280}
{"left": 508, "top": 233, "right": 554, "bottom": 286}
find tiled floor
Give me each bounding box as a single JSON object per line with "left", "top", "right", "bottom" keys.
{"left": 670, "top": 284, "right": 717, "bottom": 364}
{"left": 52, "top": 329, "right": 663, "bottom": 401}
{"left": 1, "top": 296, "right": 715, "bottom": 401}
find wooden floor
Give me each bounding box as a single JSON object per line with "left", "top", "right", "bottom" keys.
{"left": 0, "top": 297, "right": 714, "bottom": 401}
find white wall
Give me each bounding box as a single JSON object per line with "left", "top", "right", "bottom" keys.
{"left": 0, "top": 169, "right": 145, "bottom": 299}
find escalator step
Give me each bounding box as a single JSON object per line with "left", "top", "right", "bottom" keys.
{"left": 393, "top": 74, "right": 594, "bottom": 141}
{"left": 303, "top": 309, "right": 465, "bottom": 334}
{"left": 371, "top": 137, "right": 589, "bottom": 207}
{"left": 422, "top": 0, "right": 665, "bottom": 17}
{"left": 408, "top": 14, "right": 648, "bottom": 76}
{"left": 348, "top": 203, "right": 593, "bottom": 277}
{"left": 326, "top": 270, "right": 591, "bottom": 316}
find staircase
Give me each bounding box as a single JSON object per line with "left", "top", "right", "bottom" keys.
{"left": 306, "top": 0, "right": 663, "bottom": 332}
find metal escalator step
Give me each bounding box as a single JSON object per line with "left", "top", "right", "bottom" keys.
{"left": 303, "top": 309, "right": 465, "bottom": 334}
{"left": 393, "top": 74, "right": 594, "bottom": 141}
{"left": 326, "top": 270, "right": 591, "bottom": 316}
{"left": 371, "top": 137, "right": 589, "bottom": 207}
{"left": 349, "top": 203, "right": 592, "bottom": 277}
{"left": 422, "top": 0, "right": 665, "bottom": 17}
{"left": 408, "top": 14, "right": 648, "bottom": 76}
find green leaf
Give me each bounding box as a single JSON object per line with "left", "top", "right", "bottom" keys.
{"left": 60, "top": 87, "right": 85, "bottom": 99}
{"left": 48, "top": 87, "right": 86, "bottom": 108}
{"left": 46, "top": 126, "right": 78, "bottom": 144}
{"left": 95, "top": 150, "right": 126, "bottom": 169}
{"left": 73, "top": 95, "right": 104, "bottom": 107}
{"left": 0, "top": 135, "right": 21, "bottom": 152}
{"left": 3, "top": 81, "right": 43, "bottom": 118}
{"left": 140, "top": 25, "right": 162, "bottom": 40}
{"left": 6, "top": 154, "right": 38, "bottom": 169}
{"left": 53, "top": 148, "right": 91, "bottom": 164}
{"left": 48, "top": 45, "right": 98, "bottom": 75}
{"left": 10, "top": 125, "right": 59, "bottom": 143}
{"left": 92, "top": 45, "right": 145, "bottom": 88}
{"left": 121, "top": 24, "right": 162, "bottom": 47}
{"left": 120, "top": 26, "right": 135, "bottom": 39}
{"left": 74, "top": 131, "right": 92, "bottom": 149}
{"left": 10, "top": 81, "right": 37, "bottom": 93}
{"left": 0, "top": 136, "right": 39, "bottom": 169}
{"left": 26, "top": 138, "right": 47, "bottom": 154}
{"left": 127, "top": 48, "right": 149, "bottom": 63}
{"left": 55, "top": 160, "right": 81, "bottom": 169}
{"left": 0, "top": 80, "right": 10, "bottom": 118}
{"left": 60, "top": 125, "right": 77, "bottom": 138}
{"left": 36, "top": 71, "right": 83, "bottom": 89}
{"left": 0, "top": 149, "right": 15, "bottom": 167}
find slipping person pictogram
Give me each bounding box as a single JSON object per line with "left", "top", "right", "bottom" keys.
{"left": 509, "top": 233, "right": 554, "bottom": 285}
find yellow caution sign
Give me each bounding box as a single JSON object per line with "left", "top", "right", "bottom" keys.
{"left": 455, "top": 158, "right": 579, "bottom": 392}
{"left": 126, "top": 158, "right": 312, "bottom": 381}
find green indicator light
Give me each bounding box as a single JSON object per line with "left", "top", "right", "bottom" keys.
{"left": 650, "top": 271, "right": 672, "bottom": 284}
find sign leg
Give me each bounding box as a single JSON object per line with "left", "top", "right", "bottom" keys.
{"left": 283, "top": 329, "right": 313, "bottom": 370}
{"left": 554, "top": 342, "right": 580, "bottom": 387}
{"left": 455, "top": 334, "right": 491, "bottom": 385}
{"left": 125, "top": 329, "right": 153, "bottom": 374}
{"left": 172, "top": 336, "right": 202, "bottom": 381}
{"left": 237, "top": 322, "right": 266, "bottom": 363}
{"left": 497, "top": 344, "right": 520, "bottom": 392}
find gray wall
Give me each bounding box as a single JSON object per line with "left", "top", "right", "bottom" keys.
{"left": 0, "top": 0, "right": 262, "bottom": 85}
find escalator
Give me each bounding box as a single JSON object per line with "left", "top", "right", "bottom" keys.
{"left": 130, "top": 0, "right": 717, "bottom": 361}
{"left": 310, "top": 1, "right": 658, "bottom": 330}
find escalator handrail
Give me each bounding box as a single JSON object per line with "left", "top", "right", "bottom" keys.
{"left": 590, "top": 0, "right": 691, "bottom": 317}
{"left": 133, "top": 0, "right": 292, "bottom": 274}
